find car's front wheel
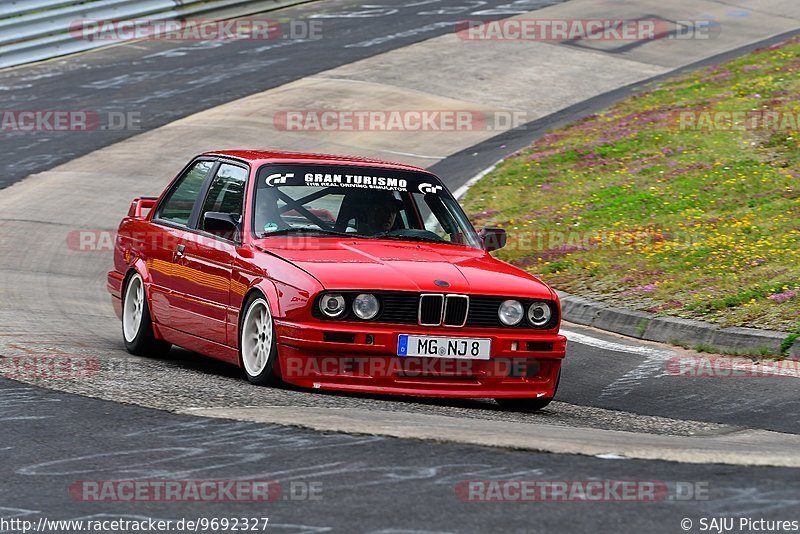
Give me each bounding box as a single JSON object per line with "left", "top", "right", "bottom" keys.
{"left": 122, "top": 272, "right": 171, "bottom": 356}
{"left": 240, "top": 295, "right": 280, "bottom": 386}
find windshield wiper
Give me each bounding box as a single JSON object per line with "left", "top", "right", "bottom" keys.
{"left": 373, "top": 233, "right": 448, "bottom": 244}
{"left": 258, "top": 228, "right": 360, "bottom": 239}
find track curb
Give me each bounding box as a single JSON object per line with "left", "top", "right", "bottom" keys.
{"left": 186, "top": 406, "right": 800, "bottom": 468}
{"left": 558, "top": 290, "right": 800, "bottom": 358}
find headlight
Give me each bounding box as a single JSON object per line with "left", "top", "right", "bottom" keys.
{"left": 319, "top": 293, "right": 346, "bottom": 318}
{"left": 527, "top": 302, "right": 552, "bottom": 327}
{"left": 498, "top": 299, "right": 524, "bottom": 326}
{"left": 352, "top": 293, "right": 380, "bottom": 320}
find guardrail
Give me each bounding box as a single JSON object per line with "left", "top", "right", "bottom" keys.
{"left": 0, "top": 0, "right": 312, "bottom": 70}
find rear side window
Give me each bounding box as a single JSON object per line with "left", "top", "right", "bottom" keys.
{"left": 158, "top": 161, "right": 213, "bottom": 226}
{"left": 200, "top": 163, "right": 248, "bottom": 225}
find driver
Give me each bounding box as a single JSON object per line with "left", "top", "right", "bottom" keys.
{"left": 361, "top": 193, "right": 403, "bottom": 235}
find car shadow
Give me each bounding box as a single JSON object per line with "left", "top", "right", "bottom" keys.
{"left": 147, "top": 346, "right": 553, "bottom": 414}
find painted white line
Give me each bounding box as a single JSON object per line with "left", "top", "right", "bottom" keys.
{"left": 595, "top": 453, "right": 629, "bottom": 460}
{"left": 561, "top": 328, "right": 675, "bottom": 400}
{"left": 561, "top": 328, "right": 673, "bottom": 358}
{"left": 381, "top": 149, "right": 447, "bottom": 160}
{"left": 453, "top": 161, "right": 499, "bottom": 200}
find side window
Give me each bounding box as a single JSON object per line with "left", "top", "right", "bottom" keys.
{"left": 158, "top": 161, "right": 213, "bottom": 226}
{"left": 200, "top": 163, "right": 247, "bottom": 230}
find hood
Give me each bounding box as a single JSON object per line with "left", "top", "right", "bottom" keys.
{"left": 254, "top": 238, "right": 553, "bottom": 299}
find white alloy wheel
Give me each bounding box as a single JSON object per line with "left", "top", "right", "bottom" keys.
{"left": 241, "top": 298, "right": 274, "bottom": 377}
{"left": 123, "top": 273, "right": 145, "bottom": 343}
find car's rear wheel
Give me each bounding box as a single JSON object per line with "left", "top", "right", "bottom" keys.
{"left": 240, "top": 295, "right": 279, "bottom": 386}
{"left": 495, "top": 371, "right": 560, "bottom": 412}
{"left": 122, "top": 272, "right": 171, "bottom": 356}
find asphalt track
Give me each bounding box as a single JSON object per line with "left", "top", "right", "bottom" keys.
{"left": 2, "top": 0, "right": 800, "bottom": 530}
{"left": 3, "top": 378, "right": 800, "bottom": 532}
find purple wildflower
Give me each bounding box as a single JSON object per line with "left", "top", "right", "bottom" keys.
{"left": 768, "top": 290, "right": 798, "bottom": 303}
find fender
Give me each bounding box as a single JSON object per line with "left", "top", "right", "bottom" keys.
{"left": 226, "top": 277, "right": 281, "bottom": 348}
{"left": 126, "top": 258, "right": 170, "bottom": 341}
{"left": 111, "top": 259, "right": 168, "bottom": 343}
{"left": 254, "top": 278, "right": 282, "bottom": 318}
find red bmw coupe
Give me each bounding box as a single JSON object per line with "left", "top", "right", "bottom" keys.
{"left": 107, "top": 150, "right": 567, "bottom": 410}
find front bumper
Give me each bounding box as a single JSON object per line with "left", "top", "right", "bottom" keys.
{"left": 274, "top": 320, "right": 566, "bottom": 399}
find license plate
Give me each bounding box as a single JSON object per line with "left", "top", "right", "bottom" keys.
{"left": 397, "top": 334, "right": 491, "bottom": 360}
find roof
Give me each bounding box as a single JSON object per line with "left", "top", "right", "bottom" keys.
{"left": 202, "top": 149, "right": 429, "bottom": 173}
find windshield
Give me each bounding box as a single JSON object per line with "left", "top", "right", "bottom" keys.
{"left": 252, "top": 164, "right": 482, "bottom": 249}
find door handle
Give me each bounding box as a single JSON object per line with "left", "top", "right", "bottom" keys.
{"left": 173, "top": 244, "right": 185, "bottom": 262}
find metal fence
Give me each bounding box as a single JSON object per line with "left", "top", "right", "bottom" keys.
{"left": 0, "top": 0, "right": 311, "bottom": 69}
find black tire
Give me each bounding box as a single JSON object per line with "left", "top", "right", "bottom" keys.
{"left": 121, "top": 272, "right": 171, "bottom": 356}
{"left": 239, "top": 293, "right": 280, "bottom": 386}
{"left": 495, "top": 371, "right": 561, "bottom": 412}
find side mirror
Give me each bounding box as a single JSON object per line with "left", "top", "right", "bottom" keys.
{"left": 480, "top": 227, "right": 506, "bottom": 252}
{"left": 203, "top": 212, "right": 240, "bottom": 241}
